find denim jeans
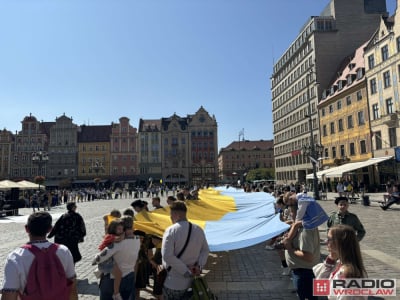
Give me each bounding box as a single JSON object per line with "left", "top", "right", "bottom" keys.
{"left": 291, "top": 268, "right": 317, "bottom": 300}
{"left": 99, "top": 272, "right": 135, "bottom": 300}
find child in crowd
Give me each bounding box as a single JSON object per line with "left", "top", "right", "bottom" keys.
{"left": 96, "top": 218, "right": 124, "bottom": 300}
{"left": 283, "top": 190, "right": 328, "bottom": 242}
{"left": 103, "top": 209, "right": 122, "bottom": 234}
{"left": 327, "top": 196, "right": 366, "bottom": 241}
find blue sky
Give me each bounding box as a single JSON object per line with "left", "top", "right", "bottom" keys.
{"left": 0, "top": 0, "right": 397, "bottom": 150}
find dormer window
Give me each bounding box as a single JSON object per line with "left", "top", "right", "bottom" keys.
{"left": 347, "top": 75, "right": 353, "bottom": 85}
{"left": 356, "top": 68, "right": 364, "bottom": 80}
{"left": 338, "top": 81, "right": 343, "bottom": 90}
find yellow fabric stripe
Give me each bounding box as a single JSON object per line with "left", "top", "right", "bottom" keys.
{"left": 133, "top": 188, "right": 236, "bottom": 235}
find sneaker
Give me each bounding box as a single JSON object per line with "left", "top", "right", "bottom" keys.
{"left": 281, "top": 267, "right": 291, "bottom": 276}
{"left": 265, "top": 245, "right": 275, "bottom": 250}
{"left": 380, "top": 205, "right": 388, "bottom": 211}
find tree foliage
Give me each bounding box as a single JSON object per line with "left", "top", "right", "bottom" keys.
{"left": 245, "top": 168, "right": 275, "bottom": 182}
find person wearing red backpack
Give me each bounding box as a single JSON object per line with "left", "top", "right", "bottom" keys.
{"left": 1, "top": 211, "right": 76, "bottom": 300}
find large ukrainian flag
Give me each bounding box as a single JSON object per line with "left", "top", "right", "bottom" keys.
{"left": 134, "top": 187, "right": 289, "bottom": 252}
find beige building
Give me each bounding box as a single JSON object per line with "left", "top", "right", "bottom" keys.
{"left": 364, "top": 0, "right": 400, "bottom": 182}
{"left": 271, "top": 0, "right": 387, "bottom": 186}
{"left": 160, "top": 106, "right": 218, "bottom": 187}
{"left": 218, "top": 140, "right": 274, "bottom": 184}
{"left": 138, "top": 119, "right": 162, "bottom": 184}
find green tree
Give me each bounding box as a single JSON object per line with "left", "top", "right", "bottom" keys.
{"left": 245, "top": 168, "right": 275, "bottom": 182}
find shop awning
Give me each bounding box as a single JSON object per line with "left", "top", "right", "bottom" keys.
{"left": 306, "top": 156, "right": 393, "bottom": 179}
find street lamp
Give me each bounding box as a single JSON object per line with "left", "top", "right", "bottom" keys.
{"left": 32, "top": 151, "right": 49, "bottom": 191}
{"left": 92, "top": 159, "right": 104, "bottom": 191}
{"left": 302, "top": 143, "right": 324, "bottom": 199}
{"left": 31, "top": 151, "right": 49, "bottom": 177}
{"left": 304, "top": 67, "right": 322, "bottom": 199}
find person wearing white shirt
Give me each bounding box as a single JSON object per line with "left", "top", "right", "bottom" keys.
{"left": 162, "top": 201, "right": 209, "bottom": 300}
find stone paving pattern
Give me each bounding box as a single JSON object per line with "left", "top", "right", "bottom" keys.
{"left": 0, "top": 191, "right": 399, "bottom": 299}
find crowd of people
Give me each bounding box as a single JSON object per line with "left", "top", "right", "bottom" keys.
{"left": 264, "top": 184, "right": 367, "bottom": 300}
{"left": 1, "top": 186, "right": 207, "bottom": 300}
{"left": 1, "top": 180, "right": 384, "bottom": 300}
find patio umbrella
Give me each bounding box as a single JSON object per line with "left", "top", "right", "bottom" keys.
{"left": 0, "top": 180, "right": 23, "bottom": 190}
{"left": 17, "top": 180, "right": 44, "bottom": 190}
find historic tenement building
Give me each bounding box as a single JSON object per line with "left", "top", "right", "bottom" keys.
{"left": 110, "top": 117, "right": 138, "bottom": 182}
{"left": 1, "top": 107, "right": 218, "bottom": 188}
{"left": 77, "top": 125, "right": 112, "bottom": 181}
{"left": 11, "top": 114, "right": 52, "bottom": 179}
{"left": 218, "top": 139, "right": 274, "bottom": 184}
{"left": 271, "top": 0, "right": 388, "bottom": 185}
{"left": 47, "top": 114, "right": 78, "bottom": 184}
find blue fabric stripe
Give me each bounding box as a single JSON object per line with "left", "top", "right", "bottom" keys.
{"left": 205, "top": 187, "right": 290, "bottom": 251}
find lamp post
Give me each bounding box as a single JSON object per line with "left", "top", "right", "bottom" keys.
{"left": 304, "top": 67, "right": 322, "bottom": 199}
{"left": 32, "top": 151, "right": 49, "bottom": 191}
{"left": 92, "top": 159, "right": 104, "bottom": 191}
{"left": 302, "top": 143, "right": 324, "bottom": 199}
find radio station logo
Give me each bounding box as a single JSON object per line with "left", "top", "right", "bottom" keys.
{"left": 313, "top": 279, "right": 396, "bottom": 297}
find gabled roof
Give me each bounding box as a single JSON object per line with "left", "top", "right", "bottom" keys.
{"left": 78, "top": 125, "right": 112, "bottom": 142}
{"left": 319, "top": 41, "right": 367, "bottom": 104}
{"left": 221, "top": 140, "right": 274, "bottom": 152}
{"left": 138, "top": 119, "right": 161, "bottom": 132}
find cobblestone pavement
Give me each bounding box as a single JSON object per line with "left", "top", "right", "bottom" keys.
{"left": 0, "top": 191, "right": 399, "bottom": 299}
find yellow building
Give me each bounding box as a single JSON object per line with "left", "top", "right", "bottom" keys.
{"left": 77, "top": 125, "right": 112, "bottom": 180}
{"left": 319, "top": 42, "right": 373, "bottom": 183}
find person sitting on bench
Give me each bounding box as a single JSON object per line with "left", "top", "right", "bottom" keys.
{"left": 381, "top": 183, "right": 400, "bottom": 211}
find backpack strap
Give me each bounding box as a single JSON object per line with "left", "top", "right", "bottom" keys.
{"left": 167, "top": 222, "right": 192, "bottom": 272}
{"left": 22, "top": 243, "right": 59, "bottom": 256}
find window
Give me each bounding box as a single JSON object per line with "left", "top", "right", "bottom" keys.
{"left": 383, "top": 71, "right": 391, "bottom": 88}
{"left": 372, "top": 104, "right": 379, "bottom": 120}
{"left": 323, "top": 125, "right": 327, "bottom": 136}
{"left": 370, "top": 78, "right": 377, "bottom": 94}
{"left": 346, "top": 96, "right": 351, "bottom": 106}
{"left": 321, "top": 108, "right": 325, "bottom": 117}
{"left": 340, "top": 145, "right": 345, "bottom": 157}
{"left": 357, "top": 68, "right": 364, "bottom": 80}
{"left": 329, "top": 105, "right": 333, "bottom": 113}
{"left": 397, "top": 37, "right": 400, "bottom": 52}
{"left": 358, "top": 111, "right": 365, "bottom": 125}
{"left": 386, "top": 98, "right": 394, "bottom": 114}
{"left": 350, "top": 143, "right": 355, "bottom": 156}
{"left": 389, "top": 127, "right": 397, "bottom": 147}
{"left": 381, "top": 45, "right": 389, "bottom": 61}
{"left": 330, "top": 122, "right": 335, "bottom": 134}
{"left": 338, "top": 119, "right": 344, "bottom": 131}
{"left": 360, "top": 140, "right": 367, "bottom": 154}
{"left": 337, "top": 100, "right": 342, "bottom": 110}
{"left": 332, "top": 146, "right": 336, "bottom": 158}
{"left": 375, "top": 131, "right": 382, "bottom": 150}
{"left": 356, "top": 91, "right": 362, "bottom": 101}
{"left": 347, "top": 115, "right": 353, "bottom": 129}
{"left": 368, "top": 54, "right": 375, "bottom": 69}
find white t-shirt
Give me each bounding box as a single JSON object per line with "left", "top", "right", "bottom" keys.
{"left": 1, "top": 241, "right": 76, "bottom": 293}
{"left": 93, "top": 236, "right": 141, "bottom": 277}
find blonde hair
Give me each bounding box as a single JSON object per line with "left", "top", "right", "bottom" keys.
{"left": 329, "top": 224, "right": 366, "bottom": 278}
